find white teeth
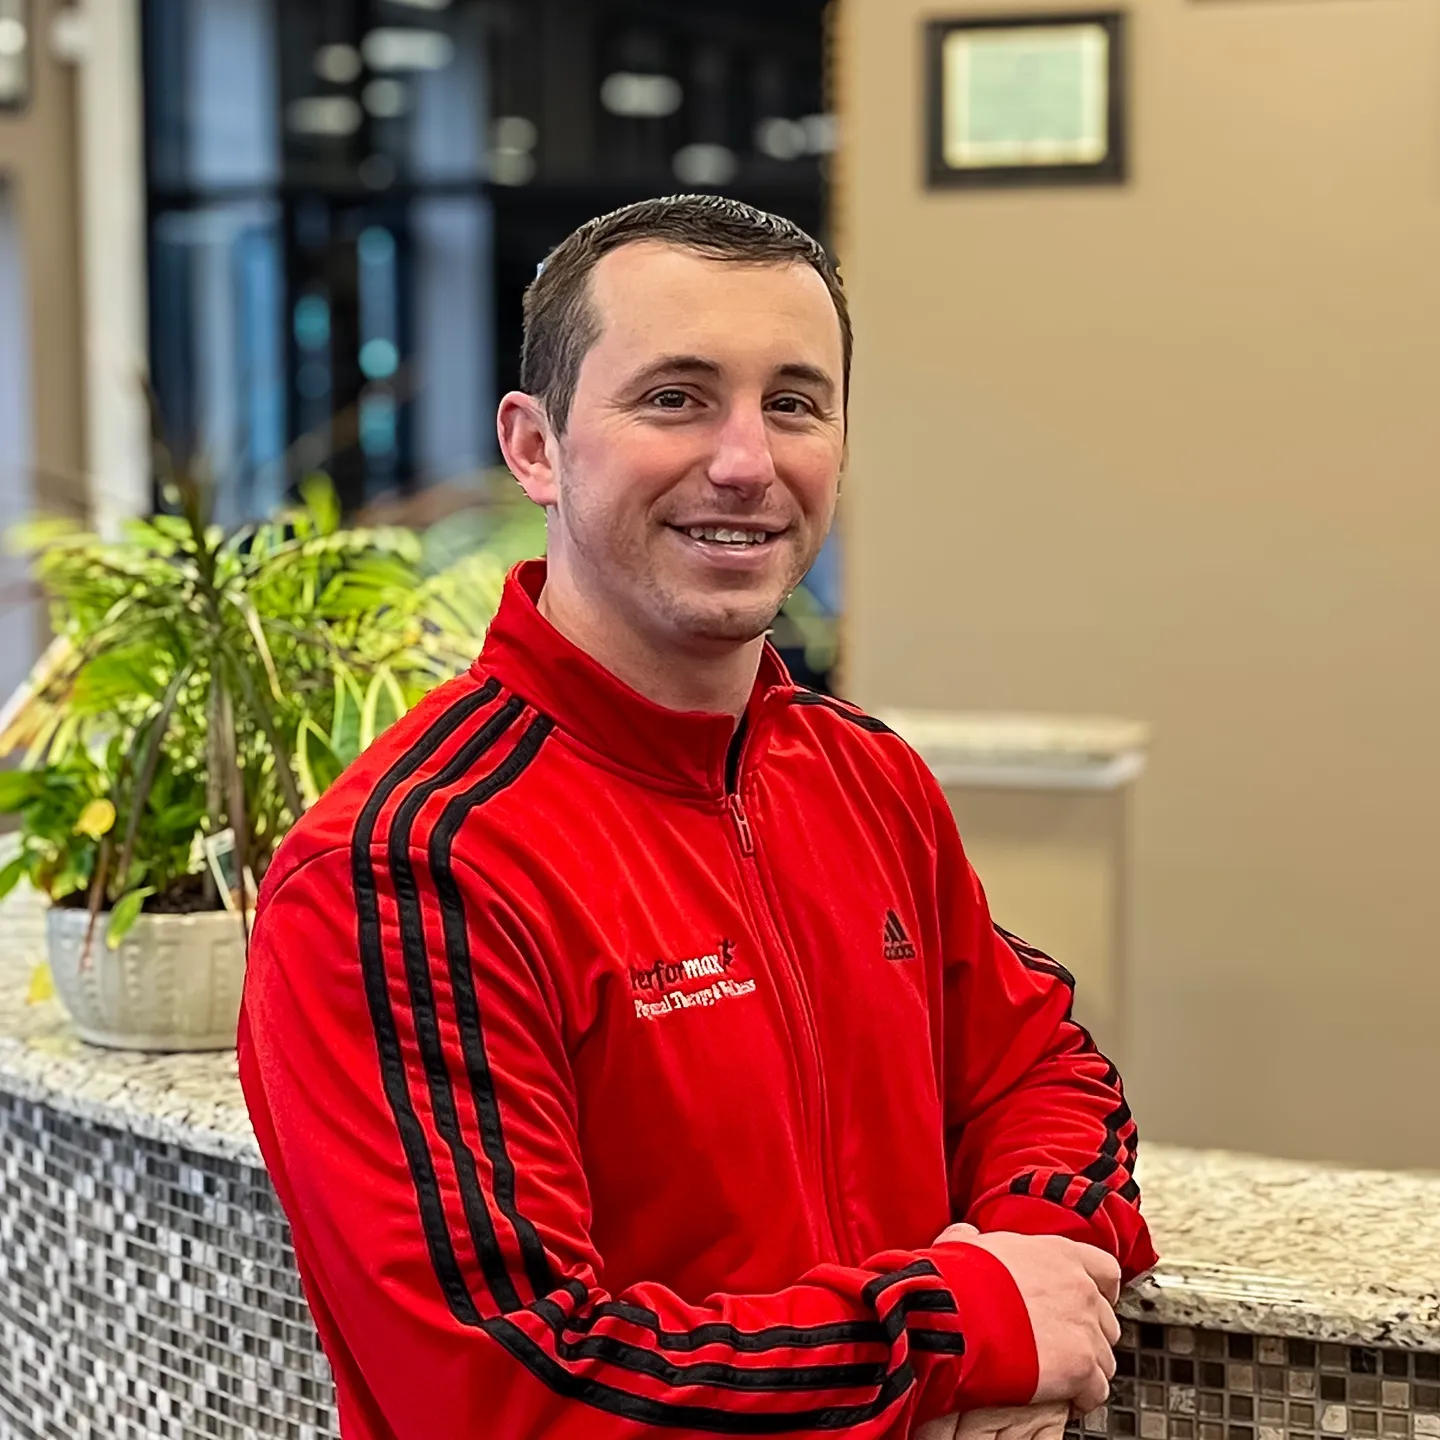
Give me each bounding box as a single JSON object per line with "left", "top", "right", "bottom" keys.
{"left": 684, "top": 526, "right": 771, "bottom": 545}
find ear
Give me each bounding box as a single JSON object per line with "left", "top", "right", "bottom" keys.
{"left": 497, "top": 392, "right": 559, "bottom": 506}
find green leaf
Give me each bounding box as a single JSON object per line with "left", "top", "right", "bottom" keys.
{"left": 72, "top": 649, "right": 165, "bottom": 707}
{"left": 225, "top": 592, "right": 285, "bottom": 700}
{"left": 113, "top": 664, "right": 190, "bottom": 891}
{"left": 300, "top": 473, "right": 341, "bottom": 537}
{"left": 5, "top": 516, "right": 83, "bottom": 556}
{"left": 0, "top": 853, "right": 28, "bottom": 901}
{"left": 145, "top": 514, "right": 195, "bottom": 544}
{"left": 105, "top": 886, "right": 156, "bottom": 949}
{"left": 155, "top": 802, "right": 206, "bottom": 836}
{"left": 218, "top": 644, "right": 305, "bottom": 824}
{"left": 0, "top": 769, "right": 38, "bottom": 810}
{"left": 32, "top": 712, "right": 80, "bottom": 770}
{"left": 359, "top": 668, "right": 407, "bottom": 751}
{"left": 330, "top": 666, "right": 365, "bottom": 761}
{"left": 295, "top": 716, "right": 346, "bottom": 807}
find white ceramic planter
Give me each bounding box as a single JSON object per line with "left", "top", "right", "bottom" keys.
{"left": 46, "top": 904, "right": 247, "bottom": 1051}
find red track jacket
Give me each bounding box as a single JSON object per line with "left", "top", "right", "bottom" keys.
{"left": 239, "top": 559, "right": 1157, "bottom": 1439}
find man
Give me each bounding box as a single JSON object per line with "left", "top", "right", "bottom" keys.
{"left": 239, "top": 195, "right": 1156, "bottom": 1440}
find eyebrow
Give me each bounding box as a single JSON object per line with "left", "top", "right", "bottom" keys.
{"left": 625, "top": 355, "right": 722, "bottom": 390}
{"left": 773, "top": 363, "right": 836, "bottom": 402}
{"left": 623, "top": 354, "right": 838, "bottom": 402}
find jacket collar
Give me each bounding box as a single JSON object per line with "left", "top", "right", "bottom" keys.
{"left": 475, "top": 560, "right": 794, "bottom": 797}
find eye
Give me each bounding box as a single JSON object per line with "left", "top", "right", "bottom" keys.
{"left": 650, "top": 389, "right": 691, "bottom": 410}
{"left": 769, "top": 394, "right": 816, "bottom": 416}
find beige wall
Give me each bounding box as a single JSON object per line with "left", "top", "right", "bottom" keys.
{"left": 0, "top": 2, "right": 85, "bottom": 518}
{"left": 837, "top": 0, "right": 1440, "bottom": 1168}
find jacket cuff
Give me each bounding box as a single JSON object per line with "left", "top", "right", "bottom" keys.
{"left": 967, "top": 1193, "right": 1161, "bottom": 1283}
{"left": 925, "top": 1241, "right": 1039, "bottom": 1411}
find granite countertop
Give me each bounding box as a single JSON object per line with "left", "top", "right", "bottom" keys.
{"left": 0, "top": 884, "right": 258, "bottom": 1163}
{"left": 877, "top": 710, "right": 1150, "bottom": 792}
{"left": 0, "top": 887, "right": 1436, "bottom": 1348}
{"left": 1123, "top": 1146, "right": 1440, "bottom": 1349}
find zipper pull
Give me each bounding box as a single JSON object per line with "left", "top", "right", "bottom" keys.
{"left": 728, "top": 794, "right": 755, "bottom": 856}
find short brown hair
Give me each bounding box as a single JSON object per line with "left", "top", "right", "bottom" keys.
{"left": 520, "top": 194, "right": 851, "bottom": 434}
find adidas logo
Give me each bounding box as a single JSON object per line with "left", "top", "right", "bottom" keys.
{"left": 883, "top": 909, "right": 916, "bottom": 961}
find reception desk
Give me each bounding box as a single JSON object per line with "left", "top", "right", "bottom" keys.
{"left": 0, "top": 934, "right": 1435, "bottom": 1439}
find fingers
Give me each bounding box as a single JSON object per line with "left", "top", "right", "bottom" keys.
{"left": 1074, "top": 1243, "right": 1123, "bottom": 1306}
{"left": 1099, "top": 1301, "right": 1122, "bottom": 1347}
{"left": 1030, "top": 1403, "right": 1072, "bottom": 1440}
{"left": 1073, "top": 1367, "right": 1112, "bottom": 1418}
{"left": 951, "top": 1404, "right": 1070, "bottom": 1440}
{"left": 913, "top": 1415, "right": 960, "bottom": 1440}
{"left": 1014, "top": 1402, "right": 1071, "bottom": 1439}
{"left": 951, "top": 1407, "right": 1005, "bottom": 1439}
{"left": 933, "top": 1222, "right": 981, "bottom": 1246}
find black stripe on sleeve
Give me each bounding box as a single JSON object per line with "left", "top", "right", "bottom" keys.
{"left": 788, "top": 691, "right": 895, "bottom": 734}
{"left": 994, "top": 924, "right": 1077, "bottom": 992}
{"left": 1005, "top": 1093, "right": 1140, "bottom": 1223}
{"left": 1081, "top": 1155, "right": 1121, "bottom": 1184}
{"left": 427, "top": 714, "right": 562, "bottom": 1307}
{"left": 527, "top": 1301, "right": 891, "bottom": 1393}
{"left": 1042, "top": 1173, "right": 1074, "bottom": 1206}
{"left": 562, "top": 1294, "right": 893, "bottom": 1353}
{"left": 859, "top": 1258, "right": 941, "bottom": 1310}
{"left": 562, "top": 1262, "right": 952, "bottom": 1362}
{"left": 482, "top": 1319, "right": 920, "bottom": 1435}
{"left": 989, "top": 923, "right": 1143, "bottom": 1220}
{"left": 386, "top": 694, "right": 528, "bottom": 1312}
{"left": 910, "top": 1331, "right": 967, "bottom": 1357}
{"left": 351, "top": 678, "right": 502, "bottom": 1329}
{"left": 1104, "top": 1100, "right": 1136, "bottom": 1171}
{"left": 1074, "top": 1181, "right": 1114, "bottom": 1219}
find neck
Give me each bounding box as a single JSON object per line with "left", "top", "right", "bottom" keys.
{"left": 536, "top": 567, "right": 763, "bottom": 721}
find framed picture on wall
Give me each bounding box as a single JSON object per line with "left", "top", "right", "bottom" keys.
{"left": 0, "top": 0, "right": 30, "bottom": 111}
{"left": 925, "top": 11, "right": 1127, "bottom": 189}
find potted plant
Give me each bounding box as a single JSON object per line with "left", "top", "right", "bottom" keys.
{"left": 0, "top": 471, "right": 498, "bottom": 1050}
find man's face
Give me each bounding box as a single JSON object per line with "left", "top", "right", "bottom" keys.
{"left": 541, "top": 241, "right": 846, "bottom": 652}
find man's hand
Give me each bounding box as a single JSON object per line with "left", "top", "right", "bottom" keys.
{"left": 914, "top": 1401, "right": 1071, "bottom": 1440}
{"left": 934, "top": 1222, "right": 1120, "bottom": 1415}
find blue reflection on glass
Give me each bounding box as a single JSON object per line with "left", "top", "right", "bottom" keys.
{"left": 359, "top": 337, "right": 399, "bottom": 380}
{"left": 359, "top": 392, "right": 397, "bottom": 455}
{"left": 293, "top": 293, "right": 330, "bottom": 350}
{"left": 296, "top": 360, "right": 330, "bottom": 399}
{"left": 357, "top": 226, "right": 396, "bottom": 267}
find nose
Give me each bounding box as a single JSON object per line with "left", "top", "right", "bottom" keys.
{"left": 706, "top": 398, "right": 778, "bottom": 496}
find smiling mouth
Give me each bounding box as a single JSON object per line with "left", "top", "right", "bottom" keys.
{"left": 669, "top": 524, "right": 784, "bottom": 549}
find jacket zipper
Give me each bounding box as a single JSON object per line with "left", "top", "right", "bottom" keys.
{"left": 725, "top": 737, "right": 846, "bottom": 1264}
{"left": 727, "top": 794, "right": 754, "bottom": 855}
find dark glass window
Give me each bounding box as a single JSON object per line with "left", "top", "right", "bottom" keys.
{"left": 143, "top": 0, "right": 830, "bottom": 519}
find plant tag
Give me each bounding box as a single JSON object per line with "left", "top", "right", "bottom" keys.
{"left": 203, "top": 829, "right": 257, "bottom": 912}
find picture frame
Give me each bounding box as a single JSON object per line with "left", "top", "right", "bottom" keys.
{"left": 0, "top": 0, "right": 29, "bottom": 114}
{"left": 924, "top": 11, "right": 1128, "bottom": 189}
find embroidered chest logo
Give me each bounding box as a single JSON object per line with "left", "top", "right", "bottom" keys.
{"left": 883, "top": 909, "right": 917, "bottom": 961}
{"left": 629, "top": 938, "right": 758, "bottom": 1021}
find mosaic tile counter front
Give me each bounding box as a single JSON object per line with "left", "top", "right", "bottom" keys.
{"left": 2, "top": 909, "right": 1439, "bottom": 1438}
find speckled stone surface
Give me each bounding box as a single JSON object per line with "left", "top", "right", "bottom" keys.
{"left": 1123, "top": 1146, "right": 1440, "bottom": 1350}
{"left": 0, "top": 882, "right": 258, "bottom": 1163}
{"left": 1, "top": 880, "right": 1437, "bottom": 1351}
